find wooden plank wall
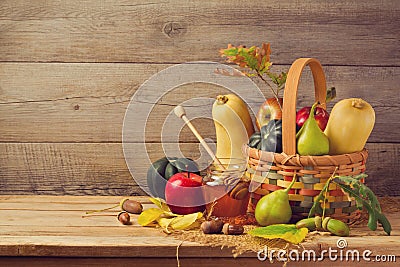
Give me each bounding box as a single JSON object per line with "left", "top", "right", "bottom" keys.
{"left": 0, "top": 0, "right": 399, "bottom": 196}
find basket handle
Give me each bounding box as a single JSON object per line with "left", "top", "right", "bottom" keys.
{"left": 282, "top": 58, "right": 327, "bottom": 155}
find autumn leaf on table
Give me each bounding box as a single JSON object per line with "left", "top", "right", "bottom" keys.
{"left": 248, "top": 224, "right": 308, "bottom": 244}
{"left": 138, "top": 197, "right": 204, "bottom": 234}
{"left": 149, "top": 197, "right": 171, "bottom": 212}
{"left": 156, "top": 217, "right": 174, "bottom": 233}
{"left": 170, "top": 212, "right": 203, "bottom": 230}
{"left": 138, "top": 208, "right": 165, "bottom": 226}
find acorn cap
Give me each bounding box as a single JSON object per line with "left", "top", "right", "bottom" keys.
{"left": 119, "top": 198, "right": 130, "bottom": 208}
{"left": 322, "top": 217, "right": 331, "bottom": 231}
{"left": 315, "top": 216, "right": 323, "bottom": 231}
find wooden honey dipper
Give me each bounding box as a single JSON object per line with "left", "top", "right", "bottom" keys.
{"left": 173, "top": 105, "right": 225, "bottom": 170}
{"left": 174, "top": 105, "right": 248, "bottom": 200}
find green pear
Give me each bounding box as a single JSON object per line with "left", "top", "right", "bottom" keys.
{"left": 296, "top": 102, "right": 329, "bottom": 156}
{"left": 255, "top": 178, "right": 296, "bottom": 226}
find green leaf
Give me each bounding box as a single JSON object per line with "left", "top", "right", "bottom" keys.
{"left": 223, "top": 47, "right": 238, "bottom": 56}
{"left": 326, "top": 87, "right": 336, "bottom": 102}
{"left": 248, "top": 224, "right": 308, "bottom": 244}
{"left": 260, "top": 56, "right": 267, "bottom": 72}
{"left": 332, "top": 175, "right": 391, "bottom": 235}
{"left": 266, "top": 71, "right": 287, "bottom": 89}
{"left": 260, "top": 60, "right": 272, "bottom": 74}
{"left": 266, "top": 72, "right": 278, "bottom": 84}
{"left": 309, "top": 177, "right": 332, "bottom": 217}
{"left": 138, "top": 208, "right": 165, "bottom": 226}
{"left": 377, "top": 213, "right": 392, "bottom": 236}
{"left": 239, "top": 50, "right": 258, "bottom": 70}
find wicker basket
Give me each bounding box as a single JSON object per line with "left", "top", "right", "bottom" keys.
{"left": 243, "top": 58, "right": 368, "bottom": 222}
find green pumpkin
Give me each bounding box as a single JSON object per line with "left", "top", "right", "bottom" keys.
{"left": 248, "top": 119, "right": 283, "bottom": 153}
{"left": 146, "top": 157, "right": 200, "bottom": 199}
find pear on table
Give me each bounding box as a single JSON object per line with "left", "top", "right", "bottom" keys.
{"left": 255, "top": 177, "right": 296, "bottom": 226}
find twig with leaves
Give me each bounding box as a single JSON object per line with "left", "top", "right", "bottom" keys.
{"left": 219, "top": 43, "right": 338, "bottom": 110}
{"left": 219, "top": 43, "right": 287, "bottom": 111}
{"left": 309, "top": 173, "right": 392, "bottom": 235}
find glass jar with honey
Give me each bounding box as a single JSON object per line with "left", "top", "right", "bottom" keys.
{"left": 202, "top": 158, "right": 250, "bottom": 217}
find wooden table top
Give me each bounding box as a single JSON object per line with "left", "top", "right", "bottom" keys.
{"left": 0, "top": 195, "right": 398, "bottom": 266}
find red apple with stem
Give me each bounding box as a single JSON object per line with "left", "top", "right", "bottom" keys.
{"left": 296, "top": 105, "right": 329, "bottom": 131}
{"left": 165, "top": 172, "right": 205, "bottom": 215}
{"left": 296, "top": 87, "right": 335, "bottom": 131}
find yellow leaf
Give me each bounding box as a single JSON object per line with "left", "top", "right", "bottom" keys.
{"left": 248, "top": 224, "right": 309, "bottom": 244}
{"left": 149, "top": 197, "right": 171, "bottom": 212}
{"left": 187, "top": 220, "right": 202, "bottom": 230}
{"left": 138, "top": 208, "right": 164, "bottom": 226}
{"left": 280, "top": 227, "right": 308, "bottom": 244}
{"left": 157, "top": 217, "right": 175, "bottom": 234}
{"left": 171, "top": 212, "right": 203, "bottom": 230}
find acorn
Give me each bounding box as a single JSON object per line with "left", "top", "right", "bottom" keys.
{"left": 315, "top": 215, "right": 323, "bottom": 231}
{"left": 296, "top": 216, "right": 350, "bottom": 237}
{"left": 201, "top": 219, "right": 224, "bottom": 234}
{"left": 85, "top": 198, "right": 143, "bottom": 215}
{"left": 120, "top": 198, "right": 143, "bottom": 214}
{"left": 324, "top": 218, "right": 350, "bottom": 237}
{"left": 322, "top": 216, "right": 331, "bottom": 231}
{"left": 222, "top": 223, "right": 244, "bottom": 235}
{"left": 296, "top": 217, "right": 317, "bottom": 231}
{"left": 117, "top": 212, "right": 131, "bottom": 225}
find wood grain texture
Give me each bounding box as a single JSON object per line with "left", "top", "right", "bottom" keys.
{"left": 0, "top": 0, "right": 399, "bottom": 65}
{"left": 1, "top": 257, "right": 397, "bottom": 267}
{"left": 0, "top": 195, "right": 398, "bottom": 267}
{"left": 0, "top": 142, "right": 398, "bottom": 196}
{"left": 0, "top": 0, "right": 399, "bottom": 197}
{"left": 0, "top": 63, "right": 398, "bottom": 143}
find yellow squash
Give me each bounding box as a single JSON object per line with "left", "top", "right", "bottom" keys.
{"left": 212, "top": 94, "right": 255, "bottom": 160}
{"left": 324, "top": 98, "right": 375, "bottom": 155}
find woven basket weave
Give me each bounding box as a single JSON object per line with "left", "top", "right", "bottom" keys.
{"left": 244, "top": 58, "right": 368, "bottom": 222}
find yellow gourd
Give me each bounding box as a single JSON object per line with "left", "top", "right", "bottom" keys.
{"left": 324, "top": 98, "right": 375, "bottom": 155}
{"left": 212, "top": 94, "right": 255, "bottom": 160}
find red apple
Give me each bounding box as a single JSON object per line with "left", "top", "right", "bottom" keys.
{"left": 296, "top": 106, "right": 329, "bottom": 131}
{"left": 165, "top": 172, "right": 205, "bottom": 215}
{"left": 256, "top": 98, "right": 283, "bottom": 130}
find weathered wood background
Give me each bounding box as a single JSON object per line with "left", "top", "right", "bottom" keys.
{"left": 0, "top": 0, "right": 399, "bottom": 196}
